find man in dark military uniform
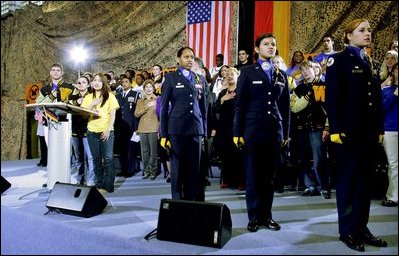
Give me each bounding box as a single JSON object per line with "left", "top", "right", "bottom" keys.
{"left": 114, "top": 76, "right": 142, "bottom": 178}
{"left": 325, "top": 18, "right": 387, "bottom": 252}
{"left": 233, "top": 33, "right": 290, "bottom": 232}
{"left": 160, "top": 47, "right": 207, "bottom": 201}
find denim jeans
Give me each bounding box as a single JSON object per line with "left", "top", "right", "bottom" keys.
{"left": 87, "top": 131, "right": 115, "bottom": 192}
{"left": 71, "top": 136, "right": 94, "bottom": 185}
{"left": 297, "top": 129, "right": 329, "bottom": 191}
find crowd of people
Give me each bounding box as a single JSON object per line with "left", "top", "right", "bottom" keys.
{"left": 33, "top": 18, "right": 397, "bottom": 252}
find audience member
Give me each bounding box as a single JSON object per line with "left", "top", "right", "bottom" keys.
{"left": 291, "top": 60, "right": 330, "bottom": 199}
{"left": 287, "top": 51, "right": 305, "bottom": 84}
{"left": 235, "top": 49, "right": 251, "bottom": 70}
{"left": 381, "top": 61, "right": 398, "bottom": 207}
{"left": 114, "top": 76, "right": 142, "bottom": 178}
{"left": 379, "top": 50, "right": 398, "bottom": 88}
{"left": 215, "top": 67, "right": 245, "bottom": 190}
{"left": 210, "top": 53, "right": 225, "bottom": 80}
{"left": 68, "top": 75, "right": 94, "bottom": 185}
{"left": 314, "top": 36, "right": 336, "bottom": 81}
{"left": 134, "top": 79, "right": 159, "bottom": 180}
{"left": 81, "top": 73, "right": 120, "bottom": 193}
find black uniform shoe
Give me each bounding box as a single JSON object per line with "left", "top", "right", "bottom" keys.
{"left": 362, "top": 233, "right": 388, "bottom": 247}
{"left": 264, "top": 219, "right": 281, "bottom": 231}
{"left": 42, "top": 183, "right": 47, "bottom": 188}
{"left": 382, "top": 199, "right": 398, "bottom": 207}
{"left": 247, "top": 219, "right": 259, "bottom": 232}
{"left": 37, "top": 162, "right": 47, "bottom": 167}
{"left": 321, "top": 190, "right": 331, "bottom": 199}
{"left": 339, "top": 234, "right": 365, "bottom": 252}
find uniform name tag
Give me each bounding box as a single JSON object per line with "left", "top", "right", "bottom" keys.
{"left": 175, "top": 85, "right": 184, "bottom": 88}
{"left": 352, "top": 69, "right": 363, "bottom": 74}
{"left": 127, "top": 97, "right": 135, "bottom": 102}
{"left": 252, "top": 81, "right": 262, "bottom": 84}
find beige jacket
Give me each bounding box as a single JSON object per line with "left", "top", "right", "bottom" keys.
{"left": 134, "top": 95, "right": 159, "bottom": 133}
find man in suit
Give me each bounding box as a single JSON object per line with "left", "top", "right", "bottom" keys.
{"left": 233, "top": 33, "right": 290, "bottom": 232}
{"left": 160, "top": 47, "right": 207, "bottom": 201}
{"left": 114, "top": 76, "right": 142, "bottom": 178}
{"left": 325, "top": 18, "right": 387, "bottom": 252}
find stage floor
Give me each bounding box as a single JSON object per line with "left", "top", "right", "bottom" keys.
{"left": 1, "top": 159, "right": 398, "bottom": 255}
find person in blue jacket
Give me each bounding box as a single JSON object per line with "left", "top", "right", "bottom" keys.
{"left": 233, "top": 33, "right": 290, "bottom": 233}
{"left": 160, "top": 47, "right": 207, "bottom": 201}
{"left": 325, "top": 18, "right": 387, "bottom": 252}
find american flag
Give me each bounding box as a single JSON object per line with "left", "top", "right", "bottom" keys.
{"left": 186, "top": 1, "right": 232, "bottom": 70}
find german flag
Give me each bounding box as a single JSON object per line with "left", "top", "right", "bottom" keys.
{"left": 43, "top": 107, "right": 59, "bottom": 123}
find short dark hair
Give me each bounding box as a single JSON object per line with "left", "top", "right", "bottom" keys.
{"left": 136, "top": 74, "right": 145, "bottom": 80}
{"left": 51, "top": 63, "right": 63, "bottom": 72}
{"left": 125, "top": 69, "right": 136, "bottom": 77}
{"left": 255, "top": 33, "right": 276, "bottom": 48}
{"left": 177, "top": 47, "right": 194, "bottom": 57}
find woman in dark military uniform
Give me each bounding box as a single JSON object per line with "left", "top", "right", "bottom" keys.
{"left": 325, "top": 18, "right": 387, "bottom": 252}
{"left": 160, "top": 47, "right": 207, "bottom": 201}
{"left": 233, "top": 33, "right": 290, "bottom": 233}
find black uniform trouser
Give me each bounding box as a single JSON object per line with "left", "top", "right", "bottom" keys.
{"left": 38, "top": 135, "right": 47, "bottom": 165}
{"left": 118, "top": 122, "right": 135, "bottom": 175}
{"left": 169, "top": 135, "right": 202, "bottom": 201}
{"left": 336, "top": 139, "right": 378, "bottom": 237}
{"left": 244, "top": 138, "right": 279, "bottom": 221}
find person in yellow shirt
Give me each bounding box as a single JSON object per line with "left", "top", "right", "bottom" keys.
{"left": 81, "top": 73, "right": 120, "bottom": 193}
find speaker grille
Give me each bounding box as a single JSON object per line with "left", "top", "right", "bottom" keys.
{"left": 156, "top": 199, "right": 232, "bottom": 248}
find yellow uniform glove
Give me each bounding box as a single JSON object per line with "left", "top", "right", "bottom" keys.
{"left": 233, "top": 137, "right": 245, "bottom": 148}
{"left": 160, "top": 138, "right": 171, "bottom": 150}
{"left": 281, "top": 139, "right": 289, "bottom": 148}
{"left": 378, "top": 134, "right": 384, "bottom": 144}
{"left": 330, "top": 133, "right": 346, "bottom": 144}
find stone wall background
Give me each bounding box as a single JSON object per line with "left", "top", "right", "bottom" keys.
{"left": 1, "top": 1, "right": 397, "bottom": 160}
{"left": 290, "top": 1, "right": 398, "bottom": 64}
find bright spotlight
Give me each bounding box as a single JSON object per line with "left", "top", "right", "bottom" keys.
{"left": 69, "top": 45, "right": 88, "bottom": 64}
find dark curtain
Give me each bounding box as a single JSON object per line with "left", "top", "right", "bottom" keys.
{"left": 237, "top": 0, "right": 255, "bottom": 64}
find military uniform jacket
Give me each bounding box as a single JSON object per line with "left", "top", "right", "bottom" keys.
{"left": 115, "top": 89, "right": 141, "bottom": 131}
{"left": 160, "top": 70, "right": 207, "bottom": 137}
{"left": 233, "top": 62, "right": 290, "bottom": 142}
{"left": 325, "top": 47, "right": 384, "bottom": 142}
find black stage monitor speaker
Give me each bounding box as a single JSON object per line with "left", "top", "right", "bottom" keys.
{"left": 1, "top": 175, "right": 11, "bottom": 194}
{"left": 156, "top": 198, "right": 232, "bottom": 248}
{"left": 45, "top": 182, "right": 107, "bottom": 218}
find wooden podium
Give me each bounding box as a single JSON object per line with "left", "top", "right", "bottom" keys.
{"left": 25, "top": 102, "right": 96, "bottom": 190}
